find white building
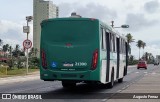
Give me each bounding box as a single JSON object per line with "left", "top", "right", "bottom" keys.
{"left": 33, "top": 0, "right": 58, "bottom": 57}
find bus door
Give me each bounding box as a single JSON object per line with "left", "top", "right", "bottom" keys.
{"left": 105, "top": 31, "right": 110, "bottom": 82}
{"left": 125, "top": 42, "right": 128, "bottom": 75}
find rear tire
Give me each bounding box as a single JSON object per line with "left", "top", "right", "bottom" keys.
{"left": 108, "top": 70, "right": 114, "bottom": 88}
{"left": 62, "top": 81, "right": 76, "bottom": 88}
{"left": 118, "top": 78, "right": 123, "bottom": 83}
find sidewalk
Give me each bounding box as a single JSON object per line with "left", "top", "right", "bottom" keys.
{"left": 106, "top": 67, "right": 160, "bottom": 102}
{"left": 0, "top": 71, "right": 40, "bottom": 85}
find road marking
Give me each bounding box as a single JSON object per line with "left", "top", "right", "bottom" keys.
{"left": 152, "top": 72, "right": 156, "bottom": 74}
{"left": 117, "top": 90, "right": 122, "bottom": 92}
{"left": 144, "top": 72, "right": 148, "bottom": 73}
{"left": 135, "top": 72, "right": 139, "bottom": 73}
{"left": 102, "top": 99, "right": 107, "bottom": 101}
{"left": 126, "top": 85, "right": 130, "bottom": 87}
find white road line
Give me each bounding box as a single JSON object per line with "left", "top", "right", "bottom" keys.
{"left": 126, "top": 85, "right": 130, "bottom": 87}
{"left": 102, "top": 99, "right": 107, "bottom": 101}
{"left": 144, "top": 72, "right": 148, "bottom": 73}
{"left": 152, "top": 73, "right": 156, "bottom": 74}
{"left": 135, "top": 72, "right": 139, "bottom": 73}
{"left": 117, "top": 90, "right": 122, "bottom": 92}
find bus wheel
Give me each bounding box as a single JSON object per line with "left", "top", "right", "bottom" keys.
{"left": 118, "top": 78, "right": 123, "bottom": 83}
{"left": 62, "top": 81, "right": 76, "bottom": 88}
{"left": 108, "top": 70, "right": 114, "bottom": 88}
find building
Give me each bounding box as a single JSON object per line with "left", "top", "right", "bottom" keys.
{"left": 33, "top": 0, "right": 58, "bottom": 57}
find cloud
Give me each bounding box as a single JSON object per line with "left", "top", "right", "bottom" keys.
{"left": 131, "top": 42, "right": 160, "bottom": 59}
{"left": 125, "top": 13, "right": 158, "bottom": 32}
{"left": 144, "top": 0, "right": 160, "bottom": 13}
{"left": 0, "top": 20, "right": 33, "bottom": 48}
{"left": 58, "top": 2, "right": 117, "bottom": 22}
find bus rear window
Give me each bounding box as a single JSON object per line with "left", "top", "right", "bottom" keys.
{"left": 41, "top": 20, "right": 98, "bottom": 43}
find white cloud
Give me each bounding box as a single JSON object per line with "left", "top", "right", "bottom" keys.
{"left": 0, "top": 20, "right": 33, "bottom": 49}
{"left": 0, "top": 0, "right": 160, "bottom": 58}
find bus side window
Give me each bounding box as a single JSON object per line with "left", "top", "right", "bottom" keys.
{"left": 121, "top": 38, "right": 123, "bottom": 54}
{"left": 113, "top": 34, "right": 116, "bottom": 52}
{"left": 110, "top": 33, "right": 114, "bottom": 52}
{"left": 102, "top": 28, "right": 106, "bottom": 50}
{"left": 101, "top": 27, "right": 104, "bottom": 49}
{"left": 119, "top": 38, "right": 122, "bottom": 54}
{"left": 115, "top": 35, "right": 117, "bottom": 52}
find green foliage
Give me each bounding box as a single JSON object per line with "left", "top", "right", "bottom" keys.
{"left": 0, "top": 67, "right": 39, "bottom": 77}
{"left": 125, "top": 33, "right": 135, "bottom": 54}
{"left": 0, "top": 39, "right": 3, "bottom": 46}
{"left": 29, "top": 57, "right": 40, "bottom": 69}
{"left": 128, "top": 60, "right": 138, "bottom": 65}
{"left": 128, "top": 55, "right": 138, "bottom": 65}
{"left": 7, "top": 59, "right": 13, "bottom": 69}
{"left": 136, "top": 40, "right": 143, "bottom": 48}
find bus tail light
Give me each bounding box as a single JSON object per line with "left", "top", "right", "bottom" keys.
{"left": 41, "top": 49, "right": 47, "bottom": 69}
{"left": 91, "top": 49, "right": 98, "bottom": 70}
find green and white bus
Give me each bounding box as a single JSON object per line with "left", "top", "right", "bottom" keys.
{"left": 40, "top": 17, "right": 128, "bottom": 88}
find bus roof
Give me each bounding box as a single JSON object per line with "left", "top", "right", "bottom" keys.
{"left": 41, "top": 17, "right": 127, "bottom": 41}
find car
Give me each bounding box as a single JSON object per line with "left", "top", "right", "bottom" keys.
{"left": 154, "top": 62, "right": 159, "bottom": 65}
{"left": 137, "top": 61, "right": 147, "bottom": 69}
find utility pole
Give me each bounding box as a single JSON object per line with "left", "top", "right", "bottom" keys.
{"left": 111, "top": 21, "right": 114, "bottom": 28}
{"left": 23, "top": 16, "right": 33, "bottom": 75}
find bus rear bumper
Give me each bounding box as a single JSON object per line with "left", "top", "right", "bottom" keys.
{"left": 40, "top": 70, "right": 100, "bottom": 82}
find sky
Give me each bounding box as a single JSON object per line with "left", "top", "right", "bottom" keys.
{"left": 0, "top": 0, "right": 160, "bottom": 59}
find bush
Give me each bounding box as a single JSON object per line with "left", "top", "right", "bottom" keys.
{"left": 7, "top": 59, "right": 13, "bottom": 69}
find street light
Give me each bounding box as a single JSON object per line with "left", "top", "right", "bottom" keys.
{"left": 121, "top": 25, "right": 129, "bottom": 28}
{"left": 111, "top": 21, "right": 129, "bottom": 28}
{"left": 23, "top": 16, "right": 33, "bottom": 75}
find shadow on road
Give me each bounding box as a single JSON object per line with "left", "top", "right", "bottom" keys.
{"left": 43, "top": 81, "right": 122, "bottom": 99}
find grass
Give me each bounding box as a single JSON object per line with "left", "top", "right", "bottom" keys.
{"left": 0, "top": 67, "right": 39, "bottom": 78}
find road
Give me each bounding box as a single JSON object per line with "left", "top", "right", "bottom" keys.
{"left": 0, "top": 64, "right": 159, "bottom": 102}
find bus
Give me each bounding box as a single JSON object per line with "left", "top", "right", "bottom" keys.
{"left": 40, "top": 17, "right": 128, "bottom": 88}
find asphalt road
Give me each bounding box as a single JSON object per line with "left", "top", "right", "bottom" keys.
{"left": 0, "top": 64, "right": 159, "bottom": 102}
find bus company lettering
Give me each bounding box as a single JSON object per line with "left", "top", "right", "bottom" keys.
{"left": 63, "top": 63, "right": 73, "bottom": 67}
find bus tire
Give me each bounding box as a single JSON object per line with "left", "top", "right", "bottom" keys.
{"left": 108, "top": 69, "right": 114, "bottom": 88}
{"left": 118, "top": 78, "right": 123, "bottom": 83}
{"left": 124, "top": 66, "right": 127, "bottom": 76}
{"left": 62, "top": 81, "right": 76, "bottom": 88}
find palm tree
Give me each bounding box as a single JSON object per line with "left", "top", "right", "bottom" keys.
{"left": 8, "top": 45, "right": 13, "bottom": 59}
{"left": 0, "top": 39, "right": 3, "bottom": 47}
{"left": 143, "top": 52, "right": 149, "bottom": 61}
{"left": 142, "top": 42, "right": 146, "bottom": 56}
{"left": 29, "top": 47, "right": 34, "bottom": 57}
{"left": 34, "top": 48, "right": 38, "bottom": 57}
{"left": 136, "top": 40, "right": 143, "bottom": 60}
{"left": 125, "top": 33, "right": 135, "bottom": 54}
{"left": 12, "top": 44, "right": 20, "bottom": 57}
{"left": 29, "top": 47, "right": 38, "bottom": 57}
{"left": 2, "top": 44, "right": 9, "bottom": 57}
